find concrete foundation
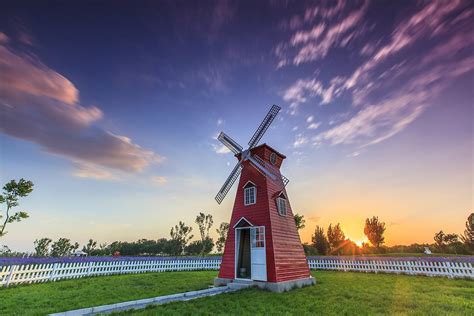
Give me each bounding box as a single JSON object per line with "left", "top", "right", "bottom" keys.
{"left": 214, "top": 276, "right": 316, "bottom": 293}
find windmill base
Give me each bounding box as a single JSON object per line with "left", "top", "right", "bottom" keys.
{"left": 214, "top": 276, "right": 316, "bottom": 293}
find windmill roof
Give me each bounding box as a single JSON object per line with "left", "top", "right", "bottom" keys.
{"left": 250, "top": 143, "right": 286, "bottom": 159}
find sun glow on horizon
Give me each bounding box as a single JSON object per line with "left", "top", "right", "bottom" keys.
{"left": 353, "top": 239, "right": 368, "bottom": 248}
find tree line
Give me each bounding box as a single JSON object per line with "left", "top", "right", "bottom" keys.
{"left": 31, "top": 213, "right": 230, "bottom": 257}
{"left": 1, "top": 179, "right": 472, "bottom": 257}
{"left": 303, "top": 214, "right": 473, "bottom": 255}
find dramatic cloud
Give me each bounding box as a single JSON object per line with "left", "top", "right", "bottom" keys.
{"left": 0, "top": 40, "right": 164, "bottom": 177}
{"left": 344, "top": 0, "right": 469, "bottom": 91}
{"left": 315, "top": 55, "right": 474, "bottom": 147}
{"left": 279, "top": 1, "right": 474, "bottom": 149}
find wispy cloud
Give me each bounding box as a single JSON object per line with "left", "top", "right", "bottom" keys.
{"left": 308, "top": 122, "right": 320, "bottom": 130}
{"left": 279, "top": 1, "right": 474, "bottom": 149}
{"left": 276, "top": 1, "right": 369, "bottom": 66}
{"left": 315, "top": 55, "right": 474, "bottom": 147}
{"left": 0, "top": 36, "right": 164, "bottom": 178}
{"left": 73, "top": 164, "right": 118, "bottom": 180}
{"left": 293, "top": 134, "right": 308, "bottom": 148}
{"left": 212, "top": 144, "right": 231, "bottom": 154}
{"left": 282, "top": 78, "right": 340, "bottom": 114}
{"left": 151, "top": 176, "right": 168, "bottom": 186}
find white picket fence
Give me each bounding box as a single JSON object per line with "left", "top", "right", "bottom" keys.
{"left": 307, "top": 258, "right": 474, "bottom": 279}
{"left": 0, "top": 257, "right": 472, "bottom": 287}
{"left": 0, "top": 259, "right": 220, "bottom": 287}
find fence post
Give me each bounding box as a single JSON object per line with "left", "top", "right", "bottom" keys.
{"left": 49, "top": 263, "right": 58, "bottom": 281}
{"left": 5, "top": 265, "right": 17, "bottom": 287}
{"left": 87, "top": 261, "right": 93, "bottom": 277}
{"left": 444, "top": 261, "right": 454, "bottom": 278}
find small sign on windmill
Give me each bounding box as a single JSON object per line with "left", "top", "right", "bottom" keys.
{"left": 214, "top": 105, "right": 315, "bottom": 292}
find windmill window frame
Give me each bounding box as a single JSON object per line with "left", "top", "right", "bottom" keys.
{"left": 270, "top": 152, "right": 277, "bottom": 165}
{"left": 252, "top": 226, "right": 265, "bottom": 248}
{"left": 276, "top": 195, "right": 287, "bottom": 216}
{"left": 243, "top": 182, "right": 257, "bottom": 206}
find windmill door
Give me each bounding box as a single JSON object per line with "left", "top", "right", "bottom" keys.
{"left": 250, "top": 226, "right": 267, "bottom": 281}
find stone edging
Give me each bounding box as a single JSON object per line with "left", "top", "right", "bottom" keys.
{"left": 49, "top": 286, "right": 238, "bottom": 315}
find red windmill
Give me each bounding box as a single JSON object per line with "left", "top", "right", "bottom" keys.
{"left": 214, "top": 105, "right": 315, "bottom": 292}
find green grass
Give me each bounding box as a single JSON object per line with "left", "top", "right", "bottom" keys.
{"left": 122, "top": 271, "right": 474, "bottom": 316}
{"left": 0, "top": 271, "right": 215, "bottom": 315}
{"left": 0, "top": 271, "right": 472, "bottom": 315}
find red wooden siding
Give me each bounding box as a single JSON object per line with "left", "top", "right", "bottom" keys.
{"left": 218, "top": 144, "right": 311, "bottom": 283}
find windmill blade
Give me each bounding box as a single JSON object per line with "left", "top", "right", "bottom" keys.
{"left": 248, "top": 105, "right": 281, "bottom": 149}
{"left": 247, "top": 155, "right": 277, "bottom": 180}
{"left": 281, "top": 174, "right": 290, "bottom": 187}
{"left": 215, "top": 162, "right": 243, "bottom": 204}
{"left": 217, "top": 132, "right": 243, "bottom": 155}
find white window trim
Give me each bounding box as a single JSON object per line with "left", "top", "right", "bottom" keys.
{"left": 276, "top": 197, "right": 287, "bottom": 216}
{"left": 242, "top": 180, "right": 256, "bottom": 188}
{"left": 244, "top": 186, "right": 256, "bottom": 206}
{"left": 233, "top": 217, "right": 254, "bottom": 228}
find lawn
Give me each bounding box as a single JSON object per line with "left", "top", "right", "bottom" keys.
{"left": 0, "top": 271, "right": 215, "bottom": 315}
{"left": 0, "top": 271, "right": 472, "bottom": 315}
{"left": 124, "top": 272, "right": 474, "bottom": 315}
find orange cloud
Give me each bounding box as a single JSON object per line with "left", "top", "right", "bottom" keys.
{"left": 0, "top": 40, "right": 164, "bottom": 176}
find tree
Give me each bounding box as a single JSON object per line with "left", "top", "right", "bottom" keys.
{"left": 0, "top": 244, "right": 11, "bottom": 255}
{"left": 294, "top": 213, "right": 306, "bottom": 231}
{"left": 327, "top": 223, "right": 345, "bottom": 253}
{"left": 443, "top": 233, "right": 459, "bottom": 245}
{"left": 460, "top": 213, "right": 473, "bottom": 250}
{"left": 364, "top": 216, "right": 386, "bottom": 248}
{"left": 0, "top": 179, "right": 34, "bottom": 237}
{"left": 50, "top": 238, "right": 77, "bottom": 257}
{"left": 34, "top": 238, "right": 52, "bottom": 257}
{"left": 215, "top": 222, "right": 229, "bottom": 253}
{"left": 195, "top": 212, "right": 214, "bottom": 255}
{"left": 156, "top": 238, "right": 169, "bottom": 255}
{"left": 312, "top": 225, "right": 329, "bottom": 255}
{"left": 185, "top": 238, "right": 214, "bottom": 255}
{"left": 434, "top": 230, "right": 445, "bottom": 248}
{"left": 302, "top": 243, "right": 318, "bottom": 255}
{"left": 169, "top": 221, "right": 193, "bottom": 256}
{"left": 82, "top": 239, "right": 97, "bottom": 255}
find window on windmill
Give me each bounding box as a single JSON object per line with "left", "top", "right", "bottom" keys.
{"left": 244, "top": 183, "right": 256, "bottom": 205}
{"left": 270, "top": 152, "right": 277, "bottom": 165}
{"left": 252, "top": 226, "right": 265, "bottom": 248}
{"left": 276, "top": 196, "right": 287, "bottom": 216}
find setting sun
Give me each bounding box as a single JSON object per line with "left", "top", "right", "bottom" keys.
{"left": 354, "top": 239, "right": 367, "bottom": 248}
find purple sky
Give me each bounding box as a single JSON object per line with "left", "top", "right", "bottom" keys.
{"left": 0, "top": 0, "right": 473, "bottom": 251}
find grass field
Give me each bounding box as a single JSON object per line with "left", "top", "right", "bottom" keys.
{"left": 0, "top": 271, "right": 472, "bottom": 315}
{"left": 0, "top": 271, "right": 215, "bottom": 315}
